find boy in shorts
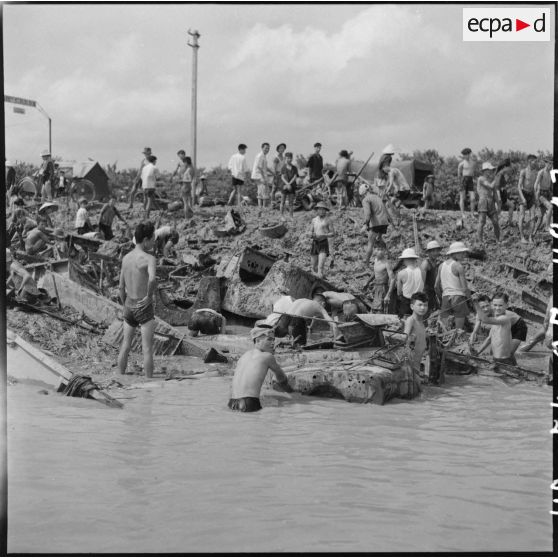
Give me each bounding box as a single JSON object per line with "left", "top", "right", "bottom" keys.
{"left": 310, "top": 202, "right": 334, "bottom": 278}
{"left": 457, "top": 147, "right": 476, "bottom": 221}
{"left": 435, "top": 241, "right": 471, "bottom": 330}
{"left": 476, "top": 162, "right": 500, "bottom": 244}
{"left": 517, "top": 154, "right": 538, "bottom": 244}
{"left": 532, "top": 156, "right": 553, "bottom": 240}
{"left": 118, "top": 221, "right": 157, "bottom": 377}
{"left": 361, "top": 184, "right": 390, "bottom": 266}
{"left": 371, "top": 243, "right": 394, "bottom": 312}
{"left": 404, "top": 291, "right": 428, "bottom": 376}
{"left": 252, "top": 142, "right": 272, "bottom": 213}
{"left": 280, "top": 152, "right": 298, "bottom": 216}
{"left": 421, "top": 174, "right": 435, "bottom": 211}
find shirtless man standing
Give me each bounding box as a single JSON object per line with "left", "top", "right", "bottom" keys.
{"left": 118, "top": 221, "right": 157, "bottom": 378}
{"left": 310, "top": 202, "right": 335, "bottom": 277}
{"left": 457, "top": 147, "right": 476, "bottom": 221}
{"left": 228, "top": 325, "right": 293, "bottom": 413}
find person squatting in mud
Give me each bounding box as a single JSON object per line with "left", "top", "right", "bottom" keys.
{"left": 310, "top": 201, "right": 335, "bottom": 278}
{"left": 228, "top": 325, "right": 293, "bottom": 413}
{"left": 118, "top": 221, "right": 157, "bottom": 378}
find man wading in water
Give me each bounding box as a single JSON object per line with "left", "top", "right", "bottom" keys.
{"left": 229, "top": 325, "right": 293, "bottom": 412}
{"left": 118, "top": 221, "right": 157, "bottom": 378}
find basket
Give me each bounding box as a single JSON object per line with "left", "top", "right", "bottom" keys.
{"left": 260, "top": 222, "right": 288, "bottom": 239}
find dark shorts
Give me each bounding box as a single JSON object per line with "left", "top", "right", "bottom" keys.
{"left": 288, "top": 316, "right": 308, "bottom": 346}
{"left": 425, "top": 289, "right": 439, "bottom": 311}
{"left": 77, "top": 223, "right": 93, "bottom": 235}
{"left": 398, "top": 295, "right": 412, "bottom": 317}
{"left": 232, "top": 177, "right": 244, "bottom": 187}
{"left": 478, "top": 197, "right": 497, "bottom": 217}
{"left": 371, "top": 224, "right": 388, "bottom": 235}
{"left": 282, "top": 185, "right": 296, "bottom": 195}
{"left": 99, "top": 223, "right": 114, "bottom": 240}
{"left": 461, "top": 176, "right": 474, "bottom": 193}
{"left": 311, "top": 238, "right": 329, "bottom": 256}
{"left": 123, "top": 299, "right": 155, "bottom": 327}
{"left": 540, "top": 189, "right": 551, "bottom": 205}
{"left": 511, "top": 317, "right": 527, "bottom": 341}
{"left": 143, "top": 188, "right": 156, "bottom": 199}
{"left": 441, "top": 295, "right": 470, "bottom": 319}
{"left": 187, "top": 311, "right": 222, "bottom": 335}
{"left": 521, "top": 190, "right": 534, "bottom": 210}
{"left": 499, "top": 189, "right": 509, "bottom": 208}
{"left": 180, "top": 183, "right": 191, "bottom": 197}
{"left": 228, "top": 397, "right": 262, "bottom": 413}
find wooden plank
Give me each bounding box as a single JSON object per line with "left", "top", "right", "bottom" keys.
{"left": 521, "top": 290, "right": 547, "bottom": 314}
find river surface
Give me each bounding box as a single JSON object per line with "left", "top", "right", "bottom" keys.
{"left": 7, "top": 375, "right": 552, "bottom": 553}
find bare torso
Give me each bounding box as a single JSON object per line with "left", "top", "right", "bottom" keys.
{"left": 231, "top": 349, "right": 275, "bottom": 398}
{"left": 120, "top": 248, "right": 154, "bottom": 300}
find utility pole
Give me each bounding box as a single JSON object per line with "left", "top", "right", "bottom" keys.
{"left": 187, "top": 29, "right": 200, "bottom": 183}
{"left": 4, "top": 95, "right": 51, "bottom": 154}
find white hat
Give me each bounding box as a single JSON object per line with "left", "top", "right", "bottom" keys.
{"left": 5, "top": 161, "right": 13, "bottom": 167}
{"left": 41, "top": 149, "right": 51, "bottom": 157}
{"left": 482, "top": 162, "right": 495, "bottom": 171}
{"left": 399, "top": 247, "right": 419, "bottom": 259}
{"left": 425, "top": 240, "right": 441, "bottom": 251}
{"left": 446, "top": 241, "right": 469, "bottom": 255}
{"left": 39, "top": 202, "right": 59, "bottom": 214}
{"left": 382, "top": 143, "right": 399, "bottom": 155}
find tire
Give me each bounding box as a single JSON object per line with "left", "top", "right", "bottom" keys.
{"left": 73, "top": 179, "right": 95, "bottom": 201}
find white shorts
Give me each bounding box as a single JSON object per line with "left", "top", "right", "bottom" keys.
{"left": 257, "top": 181, "right": 270, "bottom": 200}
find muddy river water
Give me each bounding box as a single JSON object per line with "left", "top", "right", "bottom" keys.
{"left": 7, "top": 374, "right": 552, "bottom": 553}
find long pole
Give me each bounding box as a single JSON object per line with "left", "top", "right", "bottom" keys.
{"left": 48, "top": 117, "right": 52, "bottom": 155}
{"left": 187, "top": 29, "right": 200, "bottom": 188}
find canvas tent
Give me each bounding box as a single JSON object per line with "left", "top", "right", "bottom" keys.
{"left": 351, "top": 158, "right": 434, "bottom": 191}
{"left": 72, "top": 161, "right": 111, "bottom": 201}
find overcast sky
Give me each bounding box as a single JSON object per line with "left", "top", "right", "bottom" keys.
{"left": 3, "top": 3, "right": 555, "bottom": 172}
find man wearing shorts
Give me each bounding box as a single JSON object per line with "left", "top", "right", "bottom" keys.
{"left": 141, "top": 155, "right": 160, "bottom": 220}
{"left": 361, "top": 183, "right": 389, "bottom": 266}
{"left": 457, "top": 147, "right": 476, "bottom": 221}
{"left": 228, "top": 325, "right": 293, "bottom": 413}
{"left": 251, "top": 142, "right": 272, "bottom": 212}
{"left": 435, "top": 241, "right": 471, "bottom": 330}
{"left": 227, "top": 143, "right": 249, "bottom": 206}
{"left": 118, "top": 221, "right": 156, "bottom": 378}
{"left": 532, "top": 156, "right": 553, "bottom": 240}
{"left": 476, "top": 162, "right": 500, "bottom": 244}
{"left": 129, "top": 147, "right": 151, "bottom": 209}
{"left": 517, "top": 154, "right": 538, "bottom": 244}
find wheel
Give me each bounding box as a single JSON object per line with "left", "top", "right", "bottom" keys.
{"left": 73, "top": 179, "right": 95, "bottom": 201}
{"left": 18, "top": 177, "right": 38, "bottom": 198}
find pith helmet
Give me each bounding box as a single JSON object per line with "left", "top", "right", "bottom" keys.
{"left": 446, "top": 241, "right": 469, "bottom": 255}
{"left": 315, "top": 202, "right": 330, "bottom": 211}
{"left": 399, "top": 248, "right": 419, "bottom": 259}
{"left": 426, "top": 240, "right": 441, "bottom": 251}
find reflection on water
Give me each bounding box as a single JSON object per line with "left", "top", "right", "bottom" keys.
{"left": 8, "top": 376, "right": 551, "bottom": 553}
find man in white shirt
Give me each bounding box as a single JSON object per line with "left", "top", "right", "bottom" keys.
{"left": 129, "top": 147, "right": 152, "bottom": 209}
{"left": 251, "top": 142, "right": 272, "bottom": 212}
{"left": 227, "top": 143, "right": 249, "bottom": 206}
{"left": 141, "top": 155, "right": 160, "bottom": 219}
